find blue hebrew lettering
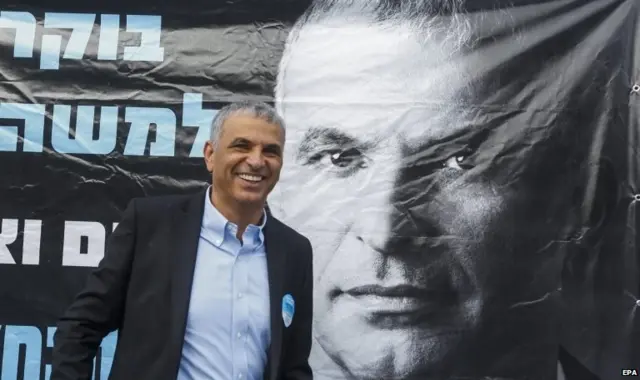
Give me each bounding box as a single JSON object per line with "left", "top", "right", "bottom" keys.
{"left": 182, "top": 93, "right": 217, "bottom": 158}
{"left": 0, "top": 103, "right": 46, "bottom": 152}
{"left": 0, "top": 11, "right": 36, "bottom": 58}
{"left": 51, "top": 105, "right": 118, "bottom": 154}
{"left": 41, "top": 13, "right": 96, "bottom": 70}
{"left": 1, "top": 325, "right": 42, "bottom": 380}
{"left": 124, "top": 107, "right": 176, "bottom": 156}
{"left": 123, "top": 15, "right": 164, "bottom": 62}
{"left": 97, "top": 14, "right": 120, "bottom": 60}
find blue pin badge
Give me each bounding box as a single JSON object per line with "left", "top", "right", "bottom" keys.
{"left": 282, "top": 294, "right": 295, "bottom": 328}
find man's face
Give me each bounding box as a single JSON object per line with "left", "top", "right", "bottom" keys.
{"left": 271, "top": 20, "right": 573, "bottom": 379}
{"left": 204, "top": 115, "right": 284, "bottom": 206}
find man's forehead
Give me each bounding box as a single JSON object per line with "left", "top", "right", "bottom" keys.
{"left": 222, "top": 115, "right": 279, "bottom": 130}
{"left": 220, "top": 115, "right": 283, "bottom": 139}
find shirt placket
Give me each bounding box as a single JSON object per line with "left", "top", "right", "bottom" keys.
{"left": 229, "top": 224, "right": 249, "bottom": 380}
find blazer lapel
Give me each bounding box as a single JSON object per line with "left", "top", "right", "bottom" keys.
{"left": 167, "top": 189, "right": 206, "bottom": 376}
{"left": 264, "top": 218, "right": 288, "bottom": 380}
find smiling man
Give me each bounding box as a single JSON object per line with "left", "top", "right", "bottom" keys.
{"left": 52, "top": 101, "right": 314, "bottom": 380}
{"left": 268, "top": 0, "right": 621, "bottom": 379}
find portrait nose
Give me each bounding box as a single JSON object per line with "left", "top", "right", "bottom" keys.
{"left": 353, "top": 202, "right": 399, "bottom": 253}
{"left": 350, "top": 165, "right": 407, "bottom": 253}
{"left": 351, "top": 159, "right": 439, "bottom": 257}
{"left": 354, "top": 199, "right": 429, "bottom": 256}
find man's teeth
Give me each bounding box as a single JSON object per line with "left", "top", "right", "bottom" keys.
{"left": 238, "top": 174, "right": 263, "bottom": 182}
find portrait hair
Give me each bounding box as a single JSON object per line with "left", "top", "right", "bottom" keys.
{"left": 275, "top": 0, "right": 478, "bottom": 111}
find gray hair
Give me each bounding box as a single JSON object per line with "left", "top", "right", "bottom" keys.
{"left": 275, "top": 0, "right": 475, "bottom": 112}
{"left": 298, "top": 0, "right": 467, "bottom": 24}
{"left": 210, "top": 101, "right": 286, "bottom": 146}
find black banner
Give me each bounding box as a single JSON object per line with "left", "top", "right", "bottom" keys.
{"left": 0, "top": 0, "right": 638, "bottom": 379}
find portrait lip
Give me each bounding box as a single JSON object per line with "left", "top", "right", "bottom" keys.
{"left": 328, "top": 282, "right": 461, "bottom": 330}
{"left": 332, "top": 281, "right": 460, "bottom": 317}
{"left": 345, "top": 284, "right": 433, "bottom": 298}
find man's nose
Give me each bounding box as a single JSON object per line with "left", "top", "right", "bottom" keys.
{"left": 245, "top": 149, "right": 266, "bottom": 168}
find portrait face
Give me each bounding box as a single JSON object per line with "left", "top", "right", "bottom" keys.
{"left": 204, "top": 115, "right": 284, "bottom": 207}
{"left": 270, "top": 16, "right": 580, "bottom": 380}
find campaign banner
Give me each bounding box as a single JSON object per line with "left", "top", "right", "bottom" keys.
{"left": 0, "top": 0, "right": 638, "bottom": 379}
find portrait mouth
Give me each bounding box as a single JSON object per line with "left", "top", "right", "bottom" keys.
{"left": 327, "top": 278, "right": 464, "bottom": 329}
{"left": 333, "top": 283, "right": 458, "bottom": 314}
{"left": 346, "top": 284, "right": 434, "bottom": 298}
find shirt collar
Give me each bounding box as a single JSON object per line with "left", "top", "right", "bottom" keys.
{"left": 202, "top": 186, "right": 267, "bottom": 246}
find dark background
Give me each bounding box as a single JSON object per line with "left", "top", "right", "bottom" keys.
{"left": 0, "top": 1, "right": 638, "bottom": 379}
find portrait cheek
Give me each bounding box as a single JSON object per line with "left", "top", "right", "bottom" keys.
{"left": 278, "top": 157, "right": 369, "bottom": 210}
{"left": 309, "top": 230, "right": 349, "bottom": 291}
{"left": 435, "top": 179, "right": 505, "bottom": 239}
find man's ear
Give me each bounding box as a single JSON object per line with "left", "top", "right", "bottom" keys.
{"left": 203, "top": 140, "right": 215, "bottom": 173}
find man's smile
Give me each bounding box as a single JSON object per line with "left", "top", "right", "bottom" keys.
{"left": 236, "top": 173, "right": 265, "bottom": 183}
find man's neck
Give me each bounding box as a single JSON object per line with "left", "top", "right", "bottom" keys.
{"left": 210, "top": 188, "right": 264, "bottom": 239}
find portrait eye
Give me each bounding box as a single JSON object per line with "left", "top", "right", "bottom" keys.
{"left": 329, "top": 148, "right": 365, "bottom": 168}
{"left": 444, "top": 155, "right": 466, "bottom": 170}
{"left": 443, "top": 148, "right": 474, "bottom": 171}
{"left": 307, "top": 147, "right": 368, "bottom": 177}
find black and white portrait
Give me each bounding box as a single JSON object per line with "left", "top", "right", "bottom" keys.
{"left": 268, "top": 0, "right": 627, "bottom": 379}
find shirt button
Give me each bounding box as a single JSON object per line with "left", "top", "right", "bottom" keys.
{"left": 237, "top": 332, "right": 242, "bottom": 338}
{"left": 237, "top": 374, "right": 243, "bottom": 379}
{"left": 215, "top": 239, "right": 222, "bottom": 245}
{"left": 237, "top": 293, "right": 243, "bottom": 299}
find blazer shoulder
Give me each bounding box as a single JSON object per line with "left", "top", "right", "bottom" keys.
{"left": 127, "top": 192, "right": 199, "bottom": 225}
{"left": 133, "top": 193, "right": 192, "bottom": 210}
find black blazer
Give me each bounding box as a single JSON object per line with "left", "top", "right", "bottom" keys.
{"left": 51, "top": 189, "right": 314, "bottom": 380}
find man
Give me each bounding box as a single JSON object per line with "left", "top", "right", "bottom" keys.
{"left": 268, "top": 0, "right": 622, "bottom": 379}
{"left": 51, "top": 101, "right": 314, "bottom": 380}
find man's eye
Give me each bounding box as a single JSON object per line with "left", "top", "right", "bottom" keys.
{"left": 263, "top": 149, "right": 280, "bottom": 157}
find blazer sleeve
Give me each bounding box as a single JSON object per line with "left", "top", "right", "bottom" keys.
{"left": 51, "top": 199, "right": 138, "bottom": 380}
{"left": 281, "top": 237, "right": 314, "bottom": 380}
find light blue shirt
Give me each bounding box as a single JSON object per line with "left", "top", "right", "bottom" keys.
{"left": 177, "top": 187, "right": 271, "bottom": 380}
